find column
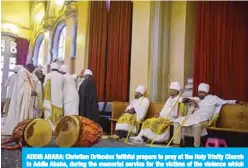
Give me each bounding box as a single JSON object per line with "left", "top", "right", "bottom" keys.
{"left": 64, "top": 1, "right": 78, "bottom": 73}
{"left": 148, "top": 1, "right": 171, "bottom": 103}
{"left": 129, "top": 1, "right": 151, "bottom": 101}
{"left": 75, "top": 1, "right": 89, "bottom": 74}
{"left": 169, "top": 1, "right": 187, "bottom": 87}
{"left": 42, "top": 15, "right": 55, "bottom": 73}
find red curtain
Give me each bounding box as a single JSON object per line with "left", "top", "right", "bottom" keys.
{"left": 105, "top": 1, "right": 132, "bottom": 101}
{"left": 193, "top": 2, "right": 248, "bottom": 101}
{"left": 88, "top": 1, "right": 108, "bottom": 101}
{"left": 16, "top": 38, "right": 29, "bottom": 65}
{"left": 88, "top": 1, "right": 132, "bottom": 102}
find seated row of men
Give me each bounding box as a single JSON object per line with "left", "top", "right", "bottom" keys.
{"left": 113, "top": 82, "right": 239, "bottom": 147}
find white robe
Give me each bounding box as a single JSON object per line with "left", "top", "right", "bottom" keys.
{"left": 43, "top": 70, "right": 64, "bottom": 130}
{"left": 63, "top": 73, "right": 79, "bottom": 115}
{"left": 5, "top": 73, "right": 17, "bottom": 99}
{"left": 143, "top": 95, "right": 182, "bottom": 142}
{"left": 2, "top": 68, "right": 33, "bottom": 135}
{"left": 174, "top": 94, "right": 236, "bottom": 136}
{"left": 3, "top": 73, "right": 17, "bottom": 114}
{"left": 132, "top": 95, "right": 182, "bottom": 143}
{"left": 76, "top": 77, "right": 84, "bottom": 91}
{"left": 30, "top": 73, "right": 43, "bottom": 118}
{"left": 115, "top": 96, "right": 150, "bottom": 134}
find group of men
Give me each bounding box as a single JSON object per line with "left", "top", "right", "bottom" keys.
{"left": 1, "top": 61, "right": 242, "bottom": 147}
{"left": 2, "top": 60, "right": 99, "bottom": 135}
{"left": 113, "top": 82, "right": 239, "bottom": 147}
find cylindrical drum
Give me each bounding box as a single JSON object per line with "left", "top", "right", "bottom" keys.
{"left": 55, "top": 116, "right": 103, "bottom": 147}
{"left": 1, "top": 118, "right": 53, "bottom": 150}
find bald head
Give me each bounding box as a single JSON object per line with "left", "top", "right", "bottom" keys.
{"left": 25, "top": 64, "right": 35, "bottom": 73}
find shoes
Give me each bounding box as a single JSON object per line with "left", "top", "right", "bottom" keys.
{"left": 108, "top": 134, "right": 120, "bottom": 140}
{"left": 129, "top": 136, "right": 144, "bottom": 144}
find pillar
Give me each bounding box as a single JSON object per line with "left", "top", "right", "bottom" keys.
{"left": 129, "top": 1, "right": 151, "bottom": 101}
{"left": 75, "top": 1, "right": 89, "bottom": 74}
{"left": 64, "top": 1, "right": 78, "bottom": 73}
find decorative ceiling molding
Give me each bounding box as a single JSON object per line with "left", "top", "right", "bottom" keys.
{"left": 1, "top": 20, "right": 31, "bottom": 31}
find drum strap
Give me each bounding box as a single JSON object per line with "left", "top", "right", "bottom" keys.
{"left": 1, "top": 137, "right": 23, "bottom": 150}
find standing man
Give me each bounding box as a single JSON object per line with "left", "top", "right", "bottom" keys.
{"left": 2, "top": 64, "right": 37, "bottom": 135}
{"left": 53, "top": 57, "right": 64, "bottom": 70}
{"left": 3, "top": 65, "right": 23, "bottom": 114}
{"left": 31, "top": 68, "right": 43, "bottom": 118}
{"left": 173, "top": 83, "right": 239, "bottom": 147}
{"left": 43, "top": 63, "right": 64, "bottom": 130}
{"left": 60, "top": 65, "right": 79, "bottom": 115}
{"left": 78, "top": 69, "right": 99, "bottom": 123}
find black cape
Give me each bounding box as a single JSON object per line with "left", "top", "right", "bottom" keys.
{"left": 78, "top": 78, "right": 99, "bottom": 123}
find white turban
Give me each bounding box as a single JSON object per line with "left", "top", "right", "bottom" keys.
{"left": 14, "top": 65, "right": 23, "bottom": 72}
{"left": 51, "top": 63, "right": 59, "bottom": 70}
{"left": 84, "top": 69, "right": 93, "bottom": 76}
{"left": 198, "top": 83, "right": 210, "bottom": 93}
{"left": 59, "top": 65, "right": 69, "bottom": 73}
{"left": 135, "top": 85, "right": 146, "bottom": 95}
{"left": 170, "top": 81, "right": 181, "bottom": 91}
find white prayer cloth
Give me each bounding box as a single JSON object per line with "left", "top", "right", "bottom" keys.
{"left": 43, "top": 70, "right": 64, "bottom": 129}
{"left": 174, "top": 94, "right": 236, "bottom": 136}
{"left": 30, "top": 73, "right": 43, "bottom": 118}
{"left": 5, "top": 73, "right": 17, "bottom": 97}
{"left": 63, "top": 73, "right": 79, "bottom": 115}
{"left": 115, "top": 96, "right": 150, "bottom": 134}
{"left": 2, "top": 67, "right": 33, "bottom": 135}
{"left": 130, "top": 95, "right": 182, "bottom": 143}
{"left": 76, "top": 77, "right": 84, "bottom": 91}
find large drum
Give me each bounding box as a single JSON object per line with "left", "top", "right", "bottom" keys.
{"left": 1, "top": 118, "right": 53, "bottom": 150}
{"left": 55, "top": 116, "right": 103, "bottom": 147}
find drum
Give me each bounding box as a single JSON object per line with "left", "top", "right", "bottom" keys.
{"left": 55, "top": 116, "right": 103, "bottom": 147}
{"left": 1, "top": 118, "right": 53, "bottom": 150}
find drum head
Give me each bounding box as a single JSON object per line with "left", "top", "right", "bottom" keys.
{"left": 55, "top": 116, "right": 80, "bottom": 147}
{"left": 24, "top": 119, "right": 52, "bottom": 147}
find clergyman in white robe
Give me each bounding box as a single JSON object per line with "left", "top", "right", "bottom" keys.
{"left": 115, "top": 85, "right": 150, "bottom": 138}
{"left": 43, "top": 63, "right": 64, "bottom": 130}
{"left": 130, "top": 82, "right": 183, "bottom": 144}
{"left": 3, "top": 65, "right": 23, "bottom": 115}
{"left": 173, "top": 83, "right": 238, "bottom": 147}
{"left": 60, "top": 65, "right": 79, "bottom": 115}
{"left": 30, "top": 69, "right": 43, "bottom": 118}
{"left": 2, "top": 64, "right": 36, "bottom": 135}
{"left": 72, "top": 74, "right": 84, "bottom": 91}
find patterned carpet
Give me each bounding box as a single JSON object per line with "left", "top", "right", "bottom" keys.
{"left": 1, "top": 135, "right": 145, "bottom": 168}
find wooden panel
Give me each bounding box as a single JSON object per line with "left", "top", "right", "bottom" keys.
{"left": 111, "top": 101, "right": 128, "bottom": 120}
{"left": 146, "top": 103, "right": 163, "bottom": 119}
{"left": 217, "top": 104, "right": 248, "bottom": 131}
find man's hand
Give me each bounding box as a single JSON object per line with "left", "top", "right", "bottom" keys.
{"left": 237, "top": 101, "right": 248, "bottom": 106}
{"left": 190, "top": 100, "right": 199, "bottom": 109}
{"left": 31, "top": 90, "right": 38, "bottom": 96}
{"left": 155, "top": 112, "right": 160, "bottom": 118}
{"left": 129, "top": 108, "right": 135, "bottom": 114}
{"left": 182, "top": 98, "right": 190, "bottom": 103}
{"left": 208, "top": 114, "right": 219, "bottom": 127}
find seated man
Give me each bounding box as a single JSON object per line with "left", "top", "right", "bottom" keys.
{"left": 173, "top": 83, "right": 239, "bottom": 147}
{"left": 129, "top": 82, "right": 182, "bottom": 144}
{"left": 114, "top": 85, "right": 150, "bottom": 139}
